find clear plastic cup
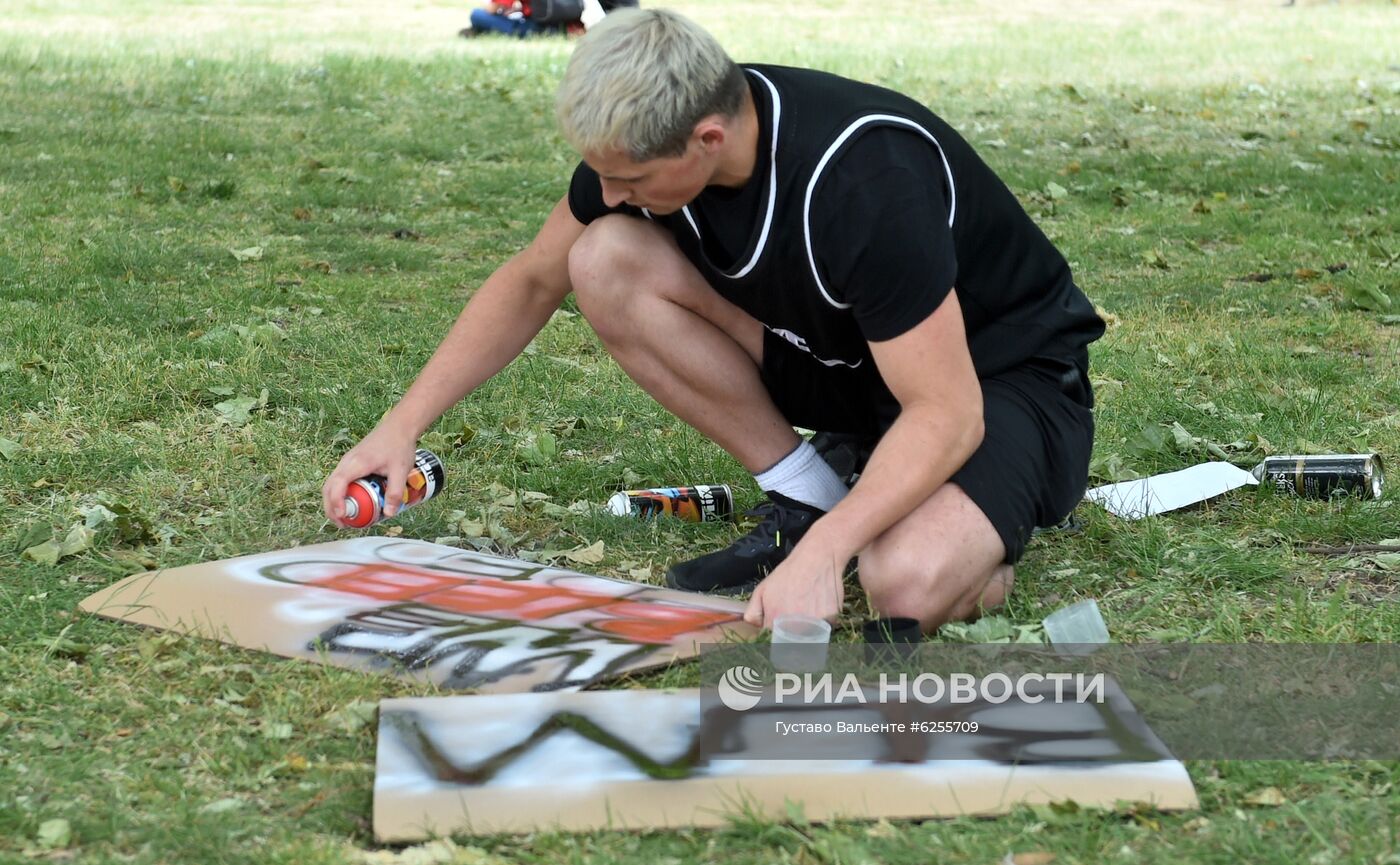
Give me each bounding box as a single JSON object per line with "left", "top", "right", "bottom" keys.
{"left": 770, "top": 615, "right": 832, "bottom": 673}
{"left": 1042, "top": 599, "right": 1110, "bottom": 650}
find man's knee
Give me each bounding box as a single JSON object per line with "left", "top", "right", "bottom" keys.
{"left": 860, "top": 544, "right": 948, "bottom": 624}
{"left": 858, "top": 543, "right": 1006, "bottom": 630}
{"left": 568, "top": 215, "right": 657, "bottom": 315}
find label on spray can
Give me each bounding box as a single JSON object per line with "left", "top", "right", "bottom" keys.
{"left": 1250, "top": 453, "right": 1385, "bottom": 500}
{"left": 606, "top": 485, "right": 734, "bottom": 522}
{"left": 343, "top": 448, "right": 446, "bottom": 528}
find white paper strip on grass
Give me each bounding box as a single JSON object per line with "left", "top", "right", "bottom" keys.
{"left": 1086, "top": 461, "right": 1259, "bottom": 520}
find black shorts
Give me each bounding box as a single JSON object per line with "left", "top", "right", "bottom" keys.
{"left": 759, "top": 328, "right": 1094, "bottom": 564}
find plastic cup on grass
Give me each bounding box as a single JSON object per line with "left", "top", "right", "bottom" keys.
{"left": 1042, "top": 598, "right": 1110, "bottom": 652}
{"left": 770, "top": 615, "right": 832, "bottom": 673}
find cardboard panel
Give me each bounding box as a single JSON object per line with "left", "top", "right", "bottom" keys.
{"left": 79, "top": 538, "right": 755, "bottom": 692}
{"left": 373, "top": 688, "right": 1198, "bottom": 840}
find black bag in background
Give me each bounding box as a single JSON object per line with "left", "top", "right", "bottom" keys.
{"left": 599, "top": 0, "right": 639, "bottom": 9}
{"left": 533, "top": 0, "right": 586, "bottom": 24}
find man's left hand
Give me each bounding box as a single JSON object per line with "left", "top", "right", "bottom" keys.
{"left": 743, "top": 535, "right": 848, "bottom": 628}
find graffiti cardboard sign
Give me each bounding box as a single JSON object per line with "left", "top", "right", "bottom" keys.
{"left": 79, "top": 538, "right": 756, "bottom": 692}
{"left": 372, "top": 688, "right": 1198, "bottom": 839}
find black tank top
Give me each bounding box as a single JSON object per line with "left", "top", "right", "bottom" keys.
{"left": 569, "top": 64, "right": 1104, "bottom": 379}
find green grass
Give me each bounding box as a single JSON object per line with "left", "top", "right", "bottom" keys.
{"left": 3, "top": 0, "right": 1400, "bottom": 861}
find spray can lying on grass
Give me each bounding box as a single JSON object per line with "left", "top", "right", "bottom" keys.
{"left": 1251, "top": 453, "right": 1385, "bottom": 500}
{"left": 343, "top": 448, "right": 446, "bottom": 528}
{"left": 607, "top": 485, "right": 734, "bottom": 522}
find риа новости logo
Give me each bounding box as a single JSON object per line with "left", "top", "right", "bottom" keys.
{"left": 717, "top": 665, "right": 765, "bottom": 711}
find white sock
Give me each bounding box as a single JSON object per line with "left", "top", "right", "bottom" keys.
{"left": 753, "top": 440, "right": 849, "bottom": 512}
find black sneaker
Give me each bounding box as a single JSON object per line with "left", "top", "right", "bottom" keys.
{"left": 664, "top": 491, "right": 825, "bottom": 595}
{"left": 809, "top": 431, "right": 877, "bottom": 487}
{"left": 1032, "top": 513, "right": 1083, "bottom": 537}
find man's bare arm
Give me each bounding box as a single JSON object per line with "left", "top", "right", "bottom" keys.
{"left": 322, "top": 196, "right": 584, "bottom": 522}
{"left": 744, "top": 290, "right": 984, "bottom": 626}
{"left": 809, "top": 288, "right": 985, "bottom": 561}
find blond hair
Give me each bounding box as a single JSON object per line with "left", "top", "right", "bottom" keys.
{"left": 555, "top": 8, "right": 745, "bottom": 161}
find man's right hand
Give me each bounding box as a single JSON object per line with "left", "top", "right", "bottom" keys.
{"left": 321, "top": 424, "right": 418, "bottom": 526}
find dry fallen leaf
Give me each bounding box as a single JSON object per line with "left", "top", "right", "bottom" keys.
{"left": 348, "top": 839, "right": 508, "bottom": 865}
{"left": 200, "top": 797, "right": 246, "bottom": 814}
{"left": 213, "top": 396, "right": 259, "bottom": 427}
{"left": 24, "top": 523, "right": 95, "bottom": 565}
{"left": 1344, "top": 284, "right": 1393, "bottom": 312}
{"left": 36, "top": 818, "right": 72, "bottom": 850}
{"left": 261, "top": 721, "right": 294, "bottom": 740}
{"left": 564, "top": 540, "right": 606, "bottom": 565}
{"left": 322, "top": 700, "right": 378, "bottom": 734}
{"left": 1094, "top": 306, "right": 1122, "bottom": 328}
{"left": 1244, "top": 786, "right": 1288, "bottom": 807}
{"left": 1142, "top": 249, "right": 1171, "bottom": 270}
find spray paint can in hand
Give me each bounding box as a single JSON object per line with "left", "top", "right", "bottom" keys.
{"left": 606, "top": 485, "right": 735, "bottom": 522}
{"left": 342, "top": 448, "right": 446, "bottom": 528}
{"left": 1250, "top": 453, "right": 1385, "bottom": 500}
